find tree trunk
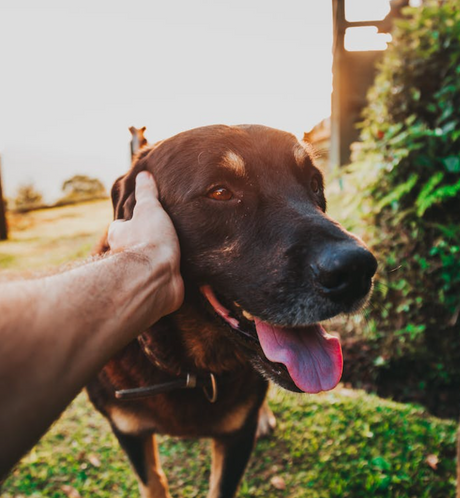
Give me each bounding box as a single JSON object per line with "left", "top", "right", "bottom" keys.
{"left": 0, "top": 156, "right": 7, "bottom": 241}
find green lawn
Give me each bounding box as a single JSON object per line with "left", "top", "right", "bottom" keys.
{"left": 3, "top": 389, "right": 457, "bottom": 498}
{"left": 0, "top": 201, "right": 458, "bottom": 497}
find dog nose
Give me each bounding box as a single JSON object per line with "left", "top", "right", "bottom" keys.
{"left": 311, "top": 244, "right": 377, "bottom": 302}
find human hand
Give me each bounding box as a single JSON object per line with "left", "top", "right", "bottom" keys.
{"left": 108, "top": 171, "right": 184, "bottom": 319}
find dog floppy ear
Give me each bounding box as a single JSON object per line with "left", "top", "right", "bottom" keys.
{"left": 93, "top": 148, "right": 153, "bottom": 256}
{"left": 93, "top": 167, "right": 143, "bottom": 256}
{"left": 111, "top": 170, "right": 139, "bottom": 221}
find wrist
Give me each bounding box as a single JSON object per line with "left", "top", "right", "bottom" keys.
{"left": 107, "top": 246, "right": 183, "bottom": 336}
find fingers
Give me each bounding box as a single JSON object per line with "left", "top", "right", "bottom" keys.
{"left": 107, "top": 170, "right": 175, "bottom": 255}
{"left": 135, "top": 171, "right": 159, "bottom": 205}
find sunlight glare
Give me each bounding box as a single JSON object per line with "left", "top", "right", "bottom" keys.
{"left": 345, "top": 0, "right": 391, "bottom": 22}
{"left": 0, "top": 0, "right": 334, "bottom": 202}
{"left": 345, "top": 26, "right": 392, "bottom": 51}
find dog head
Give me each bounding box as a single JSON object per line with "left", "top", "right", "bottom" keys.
{"left": 112, "top": 124, "right": 377, "bottom": 394}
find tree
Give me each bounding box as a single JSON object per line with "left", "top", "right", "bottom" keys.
{"left": 14, "top": 184, "right": 43, "bottom": 211}
{"left": 61, "top": 175, "right": 106, "bottom": 201}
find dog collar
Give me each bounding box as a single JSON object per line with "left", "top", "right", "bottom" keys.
{"left": 114, "top": 371, "right": 218, "bottom": 403}
{"left": 114, "top": 334, "right": 219, "bottom": 403}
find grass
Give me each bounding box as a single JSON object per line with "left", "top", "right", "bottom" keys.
{"left": 2, "top": 389, "right": 457, "bottom": 498}
{"left": 0, "top": 200, "right": 112, "bottom": 271}
{"left": 0, "top": 200, "right": 458, "bottom": 497}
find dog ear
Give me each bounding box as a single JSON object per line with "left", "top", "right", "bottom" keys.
{"left": 110, "top": 175, "right": 124, "bottom": 218}
{"left": 111, "top": 170, "right": 138, "bottom": 221}
{"left": 94, "top": 166, "right": 141, "bottom": 255}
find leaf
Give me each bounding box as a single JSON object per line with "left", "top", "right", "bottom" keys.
{"left": 61, "top": 485, "right": 82, "bottom": 498}
{"left": 442, "top": 156, "right": 460, "bottom": 173}
{"left": 441, "top": 120, "right": 457, "bottom": 134}
{"left": 416, "top": 177, "right": 460, "bottom": 216}
{"left": 88, "top": 453, "right": 101, "bottom": 468}
{"left": 270, "top": 476, "right": 286, "bottom": 490}
{"left": 371, "top": 456, "right": 391, "bottom": 472}
{"left": 377, "top": 173, "right": 419, "bottom": 210}
{"left": 415, "top": 172, "right": 444, "bottom": 216}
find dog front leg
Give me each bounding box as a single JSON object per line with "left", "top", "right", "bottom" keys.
{"left": 113, "top": 429, "right": 171, "bottom": 498}
{"left": 208, "top": 419, "right": 258, "bottom": 498}
{"left": 139, "top": 434, "right": 172, "bottom": 498}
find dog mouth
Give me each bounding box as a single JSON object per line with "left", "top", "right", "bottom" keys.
{"left": 201, "top": 285, "right": 343, "bottom": 394}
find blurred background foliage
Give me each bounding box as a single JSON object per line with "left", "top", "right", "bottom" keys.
{"left": 9, "top": 175, "right": 107, "bottom": 213}
{"left": 60, "top": 175, "right": 107, "bottom": 203}
{"left": 13, "top": 184, "right": 44, "bottom": 212}
{"left": 336, "top": 0, "right": 460, "bottom": 416}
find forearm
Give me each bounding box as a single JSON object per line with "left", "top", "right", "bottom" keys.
{"left": 0, "top": 247, "right": 177, "bottom": 477}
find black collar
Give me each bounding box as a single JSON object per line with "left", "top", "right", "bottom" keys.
{"left": 114, "top": 334, "right": 219, "bottom": 403}
{"left": 115, "top": 371, "right": 218, "bottom": 402}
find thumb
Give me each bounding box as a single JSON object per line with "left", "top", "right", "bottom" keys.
{"left": 107, "top": 219, "right": 126, "bottom": 248}
{"left": 135, "top": 171, "right": 159, "bottom": 205}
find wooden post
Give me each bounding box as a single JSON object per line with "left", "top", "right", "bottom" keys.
{"left": 331, "top": 0, "right": 408, "bottom": 167}
{"left": 0, "top": 154, "right": 8, "bottom": 241}
{"left": 331, "top": 0, "right": 384, "bottom": 166}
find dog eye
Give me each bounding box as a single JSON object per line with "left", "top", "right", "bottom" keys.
{"left": 207, "top": 186, "right": 234, "bottom": 201}
{"left": 310, "top": 176, "right": 321, "bottom": 194}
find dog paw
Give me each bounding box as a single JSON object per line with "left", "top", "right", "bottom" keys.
{"left": 256, "top": 400, "right": 276, "bottom": 439}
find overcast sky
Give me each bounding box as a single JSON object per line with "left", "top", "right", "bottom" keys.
{"left": 0, "top": 0, "right": 393, "bottom": 201}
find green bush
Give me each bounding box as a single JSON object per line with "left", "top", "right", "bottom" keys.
{"left": 345, "top": 0, "right": 460, "bottom": 409}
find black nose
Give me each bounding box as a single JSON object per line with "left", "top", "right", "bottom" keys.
{"left": 311, "top": 243, "right": 377, "bottom": 302}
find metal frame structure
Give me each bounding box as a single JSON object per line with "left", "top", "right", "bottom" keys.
{"left": 331, "top": 0, "right": 409, "bottom": 167}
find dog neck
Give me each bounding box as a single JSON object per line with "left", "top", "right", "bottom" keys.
{"left": 139, "top": 302, "right": 250, "bottom": 377}
{"left": 112, "top": 302, "right": 251, "bottom": 402}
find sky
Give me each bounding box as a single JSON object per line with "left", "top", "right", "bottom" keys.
{"left": 0, "top": 0, "right": 395, "bottom": 202}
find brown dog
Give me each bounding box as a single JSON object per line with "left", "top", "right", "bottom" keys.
{"left": 87, "top": 124, "right": 377, "bottom": 498}
{"left": 129, "top": 126, "right": 149, "bottom": 159}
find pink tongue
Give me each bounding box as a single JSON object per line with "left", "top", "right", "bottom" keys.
{"left": 255, "top": 319, "right": 343, "bottom": 394}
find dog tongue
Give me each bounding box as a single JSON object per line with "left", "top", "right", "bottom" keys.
{"left": 200, "top": 286, "right": 342, "bottom": 394}
{"left": 255, "top": 319, "right": 343, "bottom": 394}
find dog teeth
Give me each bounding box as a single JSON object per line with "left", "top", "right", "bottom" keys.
{"left": 233, "top": 302, "right": 255, "bottom": 321}
{"left": 242, "top": 310, "right": 255, "bottom": 321}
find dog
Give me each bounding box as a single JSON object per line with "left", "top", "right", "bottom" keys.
{"left": 129, "top": 126, "right": 149, "bottom": 159}
{"left": 87, "top": 124, "right": 377, "bottom": 498}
